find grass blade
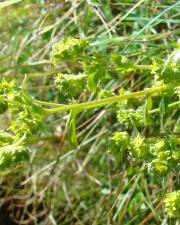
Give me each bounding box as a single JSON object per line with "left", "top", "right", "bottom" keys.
{"left": 0, "top": 0, "right": 23, "bottom": 10}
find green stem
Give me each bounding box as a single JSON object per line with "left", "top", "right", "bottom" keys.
{"left": 28, "top": 68, "right": 62, "bottom": 78}
{"left": 150, "top": 100, "right": 180, "bottom": 114}
{"left": 33, "top": 99, "right": 66, "bottom": 107}
{"left": 134, "top": 65, "right": 152, "bottom": 70}
{"left": 44, "top": 84, "right": 175, "bottom": 114}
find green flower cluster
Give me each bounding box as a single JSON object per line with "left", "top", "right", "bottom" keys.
{"left": 113, "top": 88, "right": 148, "bottom": 128}
{"left": 51, "top": 37, "right": 88, "bottom": 65}
{"left": 110, "top": 131, "right": 130, "bottom": 160}
{"left": 130, "top": 135, "right": 150, "bottom": 159}
{"left": 0, "top": 79, "right": 15, "bottom": 113}
{"left": 52, "top": 38, "right": 110, "bottom": 95}
{"left": 9, "top": 106, "right": 44, "bottom": 138}
{"left": 0, "top": 131, "right": 29, "bottom": 171}
{"left": 111, "top": 131, "right": 129, "bottom": 150}
{"left": 2, "top": 80, "right": 44, "bottom": 138}
{"left": 117, "top": 107, "right": 145, "bottom": 128}
{"left": 147, "top": 138, "right": 179, "bottom": 174}
{"left": 0, "top": 79, "right": 44, "bottom": 170}
{"left": 111, "top": 132, "right": 180, "bottom": 175}
{"left": 55, "top": 73, "right": 86, "bottom": 98}
{"left": 0, "top": 142, "right": 29, "bottom": 170}
{"left": 164, "top": 191, "right": 180, "bottom": 218}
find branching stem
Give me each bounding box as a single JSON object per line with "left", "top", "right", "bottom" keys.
{"left": 43, "top": 84, "right": 176, "bottom": 114}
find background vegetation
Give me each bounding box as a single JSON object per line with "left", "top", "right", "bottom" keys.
{"left": 0, "top": 0, "right": 179, "bottom": 224}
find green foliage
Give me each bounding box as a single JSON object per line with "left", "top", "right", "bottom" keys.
{"left": 2, "top": 1, "right": 180, "bottom": 224}
{"left": 52, "top": 38, "right": 109, "bottom": 93}
{"left": 0, "top": 131, "right": 14, "bottom": 146}
{"left": 0, "top": 102, "right": 8, "bottom": 114}
{"left": 112, "top": 54, "right": 135, "bottom": 75}
{"left": 152, "top": 46, "right": 180, "bottom": 85}
{"left": 83, "top": 52, "right": 109, "bottom": 92}
{"left": 0, "top": 36, "right": 180, "bottom": 219}
{"left": 66, "top": 110, "right": 78, "bottom": 147}
{"left": 155, "top": 62, "right": 180, "bottom": 85}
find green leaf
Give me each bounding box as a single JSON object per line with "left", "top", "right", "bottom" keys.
{"left": 83, "top": 52, "right": 108, "bottom": 92}
{"left": 112, "top": 54, "right": 135, "bottom": 74}
{"left": 0, "top": 131, "right": 14, "bottom": 146}
{"left": 66, "top": 110, "right": 78, "bottom": 147}
{"left": 0, "top": 101, "right": 8, "bottom": 114}
{"left": 87, "top": 73, "right": 97, "bottom": 92}
{"left": 159, "top": 97, "right": 166, "bottom": 116}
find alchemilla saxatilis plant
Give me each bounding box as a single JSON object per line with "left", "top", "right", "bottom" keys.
{"left": 0, "top": 37, "right": 179, "bottom": 218}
